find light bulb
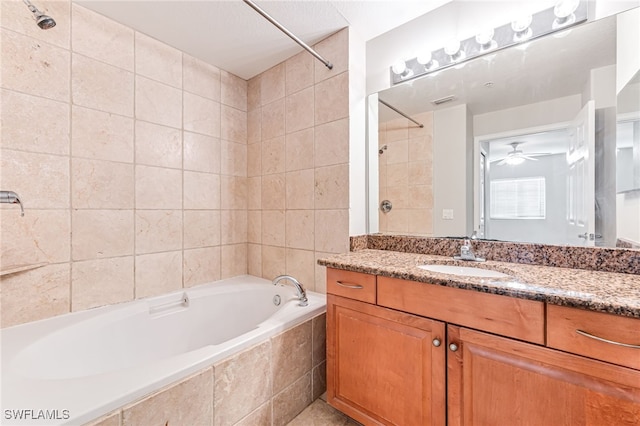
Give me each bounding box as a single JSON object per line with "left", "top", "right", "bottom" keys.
{"left": 475, "top": 28, "right": 494, "bottom": 47}
{"left": 505, "top": 156, "right": 525, "bottom": 166}
{"left": 391, "top": 60, "right": 407, "bottom": 75}
{"left": 554, "top": 0, "right": 579, "bottom": 19}
{"left": 416, "top": 51, "right": 432, "bottom": 65}
{"left": 444, "top": 39, "right": 461, "bottom": 56}
{"left": 511, "top": 15, "right": 533, "bottom": 42}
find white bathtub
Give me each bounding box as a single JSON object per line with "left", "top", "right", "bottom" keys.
{"left": 1, "top": 275, "right": 326, "bottom": 425}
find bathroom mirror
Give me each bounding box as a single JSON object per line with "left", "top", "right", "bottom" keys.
{"left": 369, "top": 8, "right": 640, "bottom": 248}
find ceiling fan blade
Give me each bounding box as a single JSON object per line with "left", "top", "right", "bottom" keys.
{"left": 496, "top": 157, "right": 509, "bottom": 165}
{"left": 520, "top": 154, "right": 539, "bottom": 161}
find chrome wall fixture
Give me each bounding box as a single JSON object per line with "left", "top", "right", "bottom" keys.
{"left": 243, "top": 0, "right": 333, "bottom": 70}
{"left": 390, "top": 0, "right": 587, "bottom": 85}
{"left": 22, "top": 0, "right": 56, "bottom": 30}
{"left": 0, "top": 191, "right": 25, "bottom": 216}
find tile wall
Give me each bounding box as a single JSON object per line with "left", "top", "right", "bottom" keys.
{"left": 0, "top": 1, "right": 248, "bottom": 327}
{"left": 246, "top": 28, "right": 352, "bottom": 294}
{"left": 378, "top": 112, "right": 434, "bottom": 234}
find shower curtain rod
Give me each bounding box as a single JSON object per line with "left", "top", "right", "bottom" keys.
{"left": 378, "top": 99, "right": 424, "bottom": 128}
{"left": 243, "top": 0, "right": 333, "bottom": 70}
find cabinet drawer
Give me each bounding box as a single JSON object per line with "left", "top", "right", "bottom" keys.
{"left": 326, "top": 268, "right": 376, "bottom": 304}
{"left": 547, "top": 305, "right": 640, "bottom": 370}
{"left": 377, "top": 276, "right": 545, "bottom": 344}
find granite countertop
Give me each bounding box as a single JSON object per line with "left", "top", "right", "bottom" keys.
{"left": 318, "top": 249, "right": 640, "bottom": 318}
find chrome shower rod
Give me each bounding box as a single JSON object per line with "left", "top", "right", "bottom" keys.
{"left": 243, "top": 0, "right": 333, "bottom": 70}
{"left": 378, "top": 99, "right": 424, "bottom": 128}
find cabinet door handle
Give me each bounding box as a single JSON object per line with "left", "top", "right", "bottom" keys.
{"left": 432, "top": 338, "right": 441, "bottom": 347}
{"left": 449, "top": 343, "right": 459, "bottom": 352}
{"left": 576, "top": 329, "right": 640, "bottom": 349}
{"left": 336, "top": 281, "right": 364, "bottom": 289}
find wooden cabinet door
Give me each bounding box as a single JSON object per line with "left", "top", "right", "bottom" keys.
{"left": 448, "top": 325, "right": 640, "bottom": 426}
{"left": 327, "top": 294, "right": 446, "bottom": 426}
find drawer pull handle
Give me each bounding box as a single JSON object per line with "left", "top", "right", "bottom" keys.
{"left": 336, "top": 281, "right": 364, "bottom": 289}
{"left": 576, "top": 329, "right": 640, "bottom": 349}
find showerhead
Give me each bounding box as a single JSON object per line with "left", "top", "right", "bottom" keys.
{"left": 23, "top": 0, "right": 56, "bottom": 30}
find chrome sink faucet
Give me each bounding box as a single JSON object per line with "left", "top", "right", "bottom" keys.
{"left": 272, "top": 275, "right": 308, "bottom": 306}
{"left": 454, "top": 239, "right": 485, "bottom": 262}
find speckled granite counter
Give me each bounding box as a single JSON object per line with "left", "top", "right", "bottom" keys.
{"left": 318, "top": 249, "right": 640, "bottom": 318}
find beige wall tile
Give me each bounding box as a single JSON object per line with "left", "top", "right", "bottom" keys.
{"left": 387, "top": 163, "right": 408, "bottom": 187}
{"left": 1, "top": 149, "right": 69, "bottom": 209}
{"left": 286, "top": 50, "right": 314, "bottom": 96}
{"left": 273, "top": 373, "right": 312, "bottom": 426}
{"left": 183, "top": 247, "right": 221, "bottom": 287}
{"left": 247, "top": 75, "right": 261, "bottom": 111}
{"left": 262, "top": 136, "right": 285, "bottom": 175}
{"left": 385, "top": 139, "right": 408, "bottom": 165}
{"left": 262, "top": 245, "right": 285, "bottom": 281}
{"left": 314, "top": 28, "right": 349, "bottom": 83}
{"left": 248, "top": 243, "right": 262, "bottom": 276}
{"left": 408, "top": 208, "right": 433, "bottom": 235}
{"left": 409, "top": 185, "right": 433, "bottom": 209}
{"left": 260, "top": 63, "right": 285, "bottom": 105}
{"left": 221, "top": 105, "right": 247, "bottom": 144}
{"left": 248, "top": 210, "right": 261, "bottom": 243}
{"left": 135, "top": 76, "right": 182, "bottom": 128}
{"left": 286, "top": 169, "right": 314, "bottom": 210}
{"left": 135, "top": 165, "right": 182, "bottom": 210}
{"left": 221, "top": 243, "right": 248, "bottom": 279}
{"left": 123, "top": 369, "right": 213, "bottom": 425}
{"left": 262, "top": 210, "right": 285, "bottom": 247}
{"left": 0, "top": 209, "right": 70, "bottom": 266}
{"left": 72, "top": 4, "right": 133, "bottom": 71}
{"left": 214, "top": 341, "right": 271, "bottom": 426}
{"left": 272, "top": 321, "right": 312, "bottom": 394}
{"left": 135, "top": 121, "right": 182, "bottom": 169}
{"left": 184, "top": 210, "right": 221, "bottom": 249}
{"left": 135, "top": 32, "right": 182, "bottom": 88}
{"left": 248, "top": 108, "right": 262, "bottom": 144}
{"left": 184, "top": 171, "right": 220, "bottom": 210}
{"left": 221, "top": 70, "right": 247, "bottom": 111}
{"left": 314, "top": 118, "right": 349, "bottom": 168}
{"left": 247, "top": 142, "right": 262, "bottom": 177}
{"left": 285, "top": 249, "right": 315, "bottom": 292}
{"left": 312, "top": 362, "right": 327, "bottom": 402}
{"left": 72, "top": 210, "right": 134, "bottom": 261}
{"left": 1, "top": 263, "right": 70, "bottom": 327}
{"left": 184, "top": 132, "right": 220, "bottom": 174}
{"left": 135, "top": 210, "right": 183, "bottom": 254}
{"left": 135, "top": 251, "right": 183, "bottom": 297}
{"left": 221, "top": 176, "right": 247, "bottom": 210}
{"left": 72, "top": 257, "right": 134, "bottom": 311}
{"left": 247, "top": 176, "right": 261, "bottom": 210}
{"left": 221, "top": 210, "right": 247, "bottom": 244}
{"left": 184, "top": 91, "right": 220, "bottom": 137}
{"left": 409, "top": 161, "right": 432, "bottom": 185}
{"left": 286, "top": 87, "right": 314, "bottom": 134}
{"left": 72, "top": 158, "right": 133, "bottom": 209}
{"left": 1, "top": 29, "right": 70, "bottom": 102}
{"left": 285, "top": 128, "right": 314, "bottom": 172}
{"left": 314, "top": 209, "right": 349, "bottom": 253}
{"left": 236, "top": 401, "right": 271, "bottom": 426}
{"left": 314, "top": 252, "right": 331, "bottom": 294}
{"left": 409, "top": 135, "right": 433, "bottom": 162}
{"left": 285, "top": 210, "right": 314, "bottom": 251}
{"left": 312, "top": 313, "right": 327, "bottom": 366}
{"left": 72, "top": 106, "right": 133, "bottom": 163}
{"left": 314, "top": 72, "right": 349, "bottom": 126}
{"left": 221, "top": 140, "right": 247, "bottom": 177}
{"left": 73, "top": 54, "right": 133, "bottom": 116}
{"left": 409, "top": 111, "right": 434, "bottom": 138}
{"left": 314, "top": 164, "right": 349, "bottom": 209}
{"left": 261, "top": 99, "right": 285, "bottom": 140}
{"left": 2, "top": 89, "right": 70, "bottom": 155}
{"left": 385, "top": 118, "right": 409, "bottom": 142}
{"left": 1, "top": 1, "right": 70, "bottom": 49}
{"left": 183, "top": 54, "right": 220, "bottom": 101}
{"left": 261, "top": 174, "right": 285, "bottom": 210}
{"left": 387, "top": 185, "right": 409, "bottom": 209}
{"left": 386, "top": 209, "right": 409, "bottom": 234}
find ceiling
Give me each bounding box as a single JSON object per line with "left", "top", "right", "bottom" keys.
{"left": 76, "top": 0, "right": 452, "bottom": 80}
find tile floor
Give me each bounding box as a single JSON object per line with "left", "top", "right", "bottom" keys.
{"left": 287, "top": 399, "right": 361, "bottom": 426}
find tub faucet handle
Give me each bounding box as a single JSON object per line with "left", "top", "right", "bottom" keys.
{"left": 272, "top": 275, "right": 308, "bottom": 307}
{"left": 0, "top": 191, "right": 24, "bottom": 216}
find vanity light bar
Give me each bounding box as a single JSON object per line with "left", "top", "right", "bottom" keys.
{"left": 390, "top": 0, "right": 588, "bottom": 85}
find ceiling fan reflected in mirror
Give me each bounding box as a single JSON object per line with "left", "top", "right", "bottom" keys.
{"left": 497, "top": 142, "right": 551, "bottom": 166}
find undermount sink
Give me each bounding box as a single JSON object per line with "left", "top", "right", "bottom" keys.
{"left": 417, "top": 264, "right": 510, "bottom": 278}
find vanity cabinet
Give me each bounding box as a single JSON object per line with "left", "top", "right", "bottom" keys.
{"left": 326, "top": 268, "right": 640, "bottom": 425}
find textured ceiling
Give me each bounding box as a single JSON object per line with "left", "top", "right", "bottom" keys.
{"left": 76, "top": 0, "right": 452, "bottom": 80}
